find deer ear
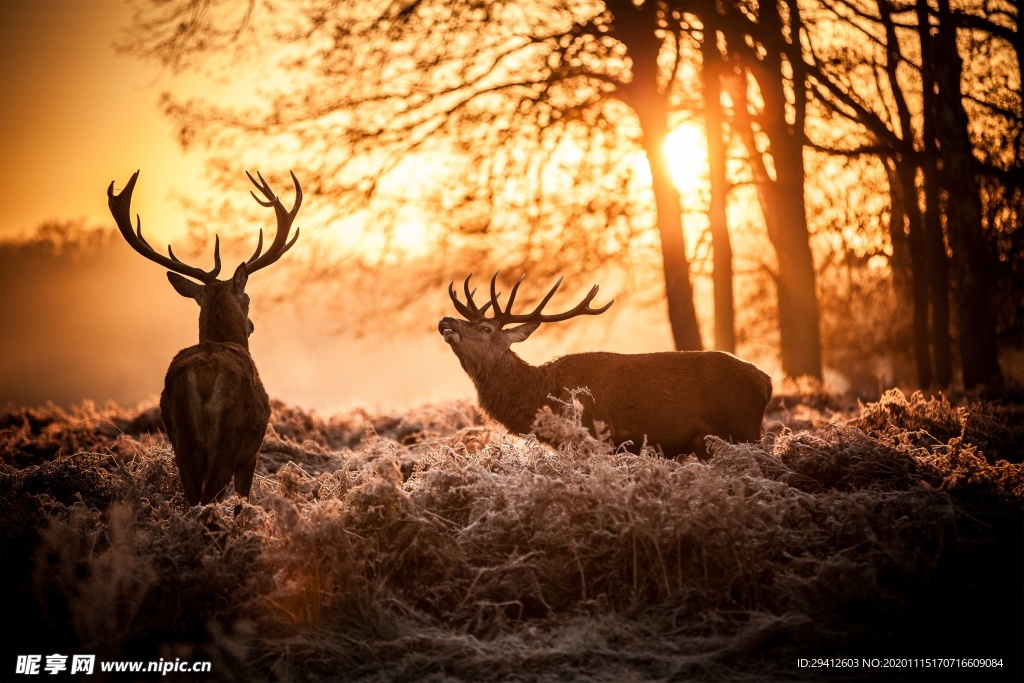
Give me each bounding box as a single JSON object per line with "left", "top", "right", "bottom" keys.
{"left": 505, "top": 322, "right": 539, "bottom": 344}
{"left": 231, "top": 263, "right": 248, "bottom": 293}
{"left": 167, "top": 272, "right": 202, "bottom": 302}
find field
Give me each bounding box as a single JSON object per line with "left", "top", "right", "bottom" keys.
{"left": 1, "top": 388, "right": 1022, "bottom": 682}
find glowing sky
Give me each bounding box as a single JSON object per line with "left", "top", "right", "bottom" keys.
{"left": 0, "top": 0, "right": 721, "bottom": 412}
{"left": 0, "top": 0, "right": 205, "bottom": 240}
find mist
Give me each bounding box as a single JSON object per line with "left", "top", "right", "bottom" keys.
{"left": 0, "top": 229, "right": 476, "bottom": 413}
{"left": 1, "top": 229, "right": 683, "bottom": 414}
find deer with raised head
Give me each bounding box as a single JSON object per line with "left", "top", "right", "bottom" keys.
{"left": 108, "top": 170, "right": 301, "bottom": 505}
{"left": 439, "top": 273, "right": 772, "bottom": 460}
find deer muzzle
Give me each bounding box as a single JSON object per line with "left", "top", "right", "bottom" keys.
{"left": 438, "top": 317, "right": 461, "bottom": 344}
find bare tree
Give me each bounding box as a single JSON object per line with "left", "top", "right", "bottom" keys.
{"left": 804, "top": 0, "right": 951, "bottom": 387}
{"left": 699, "top": 9, "right": 737, "bottom": 354}
{"left": 126, "top": 0, "right": 1017, "bottom": 387}
{"left": 691, "top": 0, "right": 825, "bottom": 380}
{"left": 804, "top": 0, "right": 1018, "bottom": 389}
{"left": 123, "top": 1, "right": 709, "bottom": 350}
{"left": 925, "top": 0, "right": 1006, "bottom": 388}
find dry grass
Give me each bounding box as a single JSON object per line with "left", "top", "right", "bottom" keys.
{"left": 1, "top": 389, "right": 1021, "bottom": 682}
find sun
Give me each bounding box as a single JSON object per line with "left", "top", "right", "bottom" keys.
{"left": 663, "top": 124, "right": 708, "bottom": 194}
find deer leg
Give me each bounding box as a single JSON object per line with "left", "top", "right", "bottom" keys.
{"left": 227, "top": 409, "right": 265, "bottom": 502}
{"left": 202, "top": 480, "right": 235, "bottom": 504}
{"left": 200, "top": 441, "right": 240, "bottom": 505}
{"left": 171, "top": 435, "right": 206, "bottom": 506}
{"left": 233, "top": 454, "right": 258, "bottom": 501}
{"left": 199, "top": 423, "right": 237, "bottom": 505}
{"left": 177, "top": 457, "right": 204, "bottom": 506}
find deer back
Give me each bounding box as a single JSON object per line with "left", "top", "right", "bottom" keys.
{"left": 540, "top": 350, "right": 772, "bottom": 457}
{"left": 160, "top": 341, "right": 270, "bottom": 505}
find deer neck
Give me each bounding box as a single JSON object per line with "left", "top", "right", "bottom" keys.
{"left": 198, "top": 306, "right": 251, "bottom": 348}
{"left": 467, "top": 349, "right": 549, "bottom": 434}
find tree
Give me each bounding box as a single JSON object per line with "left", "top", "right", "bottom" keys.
{"left": 709, "top": 0, "right": 824, "bottom": 379}
{"left": 699, "top": 10, "right": 736, "bottom": 354}
{"left": 925, "top": 0, "right": 1004, "bottom": 388}
{"left": 129, "top": 0, "right": 1020, "bottom": 387}
{"left": 803, "top": 0, "right": 1019, "bottom": 389}
{"left": 124, "top": 0, "right": 706, "bottom": 351}
{"left": 609, "top": 3, "right": 704, "bottom": 350}
{"left": 804, "top": 0, "right": 952, "bottom": 387}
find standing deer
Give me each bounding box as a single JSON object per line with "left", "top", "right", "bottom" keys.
{"left": 439, "top": 273, "right": 772, "bottom": 460}
{"left": 108, "top": 170, "right": 301, "bottom": 505}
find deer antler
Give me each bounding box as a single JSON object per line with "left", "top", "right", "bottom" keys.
{"left": 107, "top": 171, "right": 222, "bottom": 284}
{"left": 448, "top": 273, "right": 495, "bottom": 321}
{"left": 449, "top": 272, "right": 613, "bottom": 327}
{"left": 244, "top": 170, "right": 302, "bottom": 274}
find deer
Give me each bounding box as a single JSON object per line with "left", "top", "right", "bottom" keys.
{"left": 108, "top": 170, "right": 301, "bottom": 505}
{"left": 438, "top": 273, "right": 772, "bottom": 461}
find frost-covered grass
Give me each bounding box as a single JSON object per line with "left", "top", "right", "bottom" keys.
{"left": 1, "top": 389, "right": 1021, "bottom": 682}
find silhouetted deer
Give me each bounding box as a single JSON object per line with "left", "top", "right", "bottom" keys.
{"left": 439, "top": 273, "right": 772, "bottom": 460}
{"left": 108, "top": 170, "right": 301, "bottom": 505}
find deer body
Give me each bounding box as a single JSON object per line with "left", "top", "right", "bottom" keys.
{"left": 109, "top": 170, "right": 301, "bottom": 505}
{"left": 440, "top": 274, "right": 771, "bottom": 460}
{"left": 161, "top": 341, "right": 270, "bottom": 505}
{"left": 159, "top": 267, "right": 270, "bottom": 505}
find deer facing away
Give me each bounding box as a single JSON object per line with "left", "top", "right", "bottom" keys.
{"left": 439, "top": 273, "right": 772, "bottom": 460}
{"left": 108, "top": 170, "right": 301, "bottom": 505}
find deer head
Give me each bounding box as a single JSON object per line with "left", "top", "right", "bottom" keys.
{"left": 107, "top": 170, "right": 302, "bottom": 347}
{"left": 439, "top": 272, "right": 613, "bottom": 374}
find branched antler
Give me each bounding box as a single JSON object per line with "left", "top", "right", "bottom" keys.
{"left": 108, "top": 171, "right": 222, "bottom": 283}
{"left": 449, "top": 272, "right": 613, "bottom": 327}
{"left": 244, "top": 170, "right": 302, "bottom": 274}
{"left": 108, "top": 170, "right": 303, "bottom": 283}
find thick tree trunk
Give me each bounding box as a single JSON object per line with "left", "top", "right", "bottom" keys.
{"left": 920, "top": 137, "right": 952, "bottom": 386}
{"left": 923, "top": 0, "right": 1001, "bottom": 388}
{"left": 878, "top": 0, "right": 934, "bottom": 387}
{"left": 701, "top": 32, "right": 736, "bottom": 353}
{"left": 915, "top": 4, "right": 953, "bottom": 386}
{"left": 739, "top": 0, "right": 823, "bottom": 379}
{"left": 638, "top": 111, "right": 704, "bottom": 351}
{"left": 615, "top": 3, "right": 703, "bottom": 351}
{"left": 725, "top": 95, "right": 822, "bottom": 377}
{"left": 934, "top": 0, "right": 1001, "bottom": 388}
{"left": 762, "top": 155, "right": 823, "bottom": 379}
{"left": 887, "top": 161, "right": 934, "bottom": 387}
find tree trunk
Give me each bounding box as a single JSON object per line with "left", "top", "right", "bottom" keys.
{"left": 738, "top": 0, "right": 823, "bottom": 379}
{"left": 886, "top": 159, "right": 934, "bottom": 386}
{"left": 914, "top": 3, "right": 953, "bottom": 386}
{"left": 923, "top": 0, "right": 1001, "bottom": 388}
{"left": 701, "top": 29, "right": 736, "bottom": 353}
{"left": 615, "top": 3, "right": 703, "bottom": 351}
{"left": 762, "top": 157, "right": 823, "bottom": 379}
{"left": 919, "top": 125, "right": 953, "bottom": 386}
{"left": 878, "top": 0, "right": 934, "bottom": 387}
{"left": 637, "top": 110, "right": 704, "bottom": 351}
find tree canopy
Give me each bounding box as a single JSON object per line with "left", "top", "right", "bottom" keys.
{"left": 121, "top": 0, "right": 1021, "bottom": 388}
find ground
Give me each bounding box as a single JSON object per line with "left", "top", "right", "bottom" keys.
{"left": 1, "top": 387, "right": 1021, "bottom": 682}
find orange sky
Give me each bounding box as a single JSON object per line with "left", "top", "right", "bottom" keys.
{"left": 0, "top": 1, "right": 776, "bottom": 413}
{"left": 0, "top": 0, "right": 206, "bottom": 240}
{"left": 0, "top": 0, "right": 677, "bottom": 411}
{"left": 0, "top": 0, "right": 468, "bottom": 411}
